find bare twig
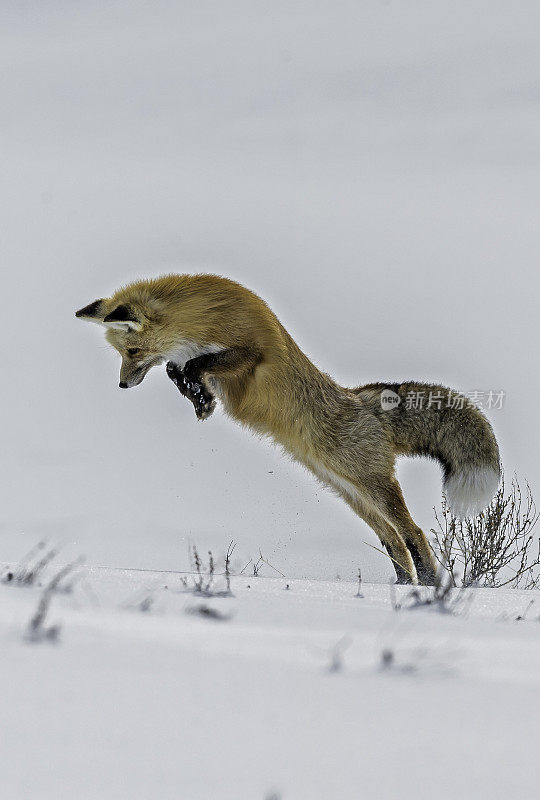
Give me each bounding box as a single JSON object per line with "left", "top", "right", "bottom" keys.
{"left": 515, "top": 599, "right": 535, "bottom": 621}
{"left": 355, "top": 568, "right": 364, "bottom": 598}
{"left": 46, "top": 557, "right": 86, "bottom": 593}
{"left": 240, "top": 550, "right": 285, "bottom": 578}
{"left": 257, "top": 550, "right": 285, "bottom": 578}
{"left": 224, "top": 540, "right": 236, "bottom": 594}
{"left": 327, "top": 635, "right": 352, "bottom": 673}
{"left": 240, "top": 558, "right": 253, "bottom": 575}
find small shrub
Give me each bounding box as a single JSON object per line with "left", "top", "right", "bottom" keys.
{"left": 2, "top": 541, "right": 57, "bottom": 586}
{"left": 379, "top": 644, "right": 456, "bottom": 677}
{"left": 184, "top": 604, "right": 231, "bottom": 621}
{"left": 389, "top": 567, "right": 471, "bottom": 615}
{"left": 240, "top": 549, "right": 284, "bottom": 578}
{"left": 431, "top": 476, "right": 540, "bottom": 588}
{"left": 180, "top": 542, "right": 236, "bottom": 597}
{"left": 2, "top": 541, "right": 84, "bottom": 591}
{"left": 120, "top": 589, "right": 156, "bottom": 613}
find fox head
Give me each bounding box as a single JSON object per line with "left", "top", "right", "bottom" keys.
{"left": 75, "top": 296, "right": 169, "bottom": 388}
{"left": 76, "top": 274, "right": 260, "bottom": 388}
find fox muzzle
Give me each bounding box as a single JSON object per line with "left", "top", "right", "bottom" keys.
{"left": 119, "top": 356, "right": 163, "bottom": 388}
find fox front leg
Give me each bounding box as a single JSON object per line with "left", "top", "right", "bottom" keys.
{"left": 166, "top": 362, "right": 216, "bottom": 421}
{"left": 184, "top": 347, "right": 262, "bottom": 384}
{"left": 183, "top": 346, "right": 262, "bottom": 413}
{"left": 167, "top": 346, "right": 262, "bottom": 420}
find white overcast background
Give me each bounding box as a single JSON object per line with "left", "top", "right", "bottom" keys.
{"left": 2, "top": 0, "right": 539, "bottom": 580}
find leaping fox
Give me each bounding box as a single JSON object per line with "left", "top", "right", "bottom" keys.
{"left": 76, "top": 274, "right": 501, "bottom": 584}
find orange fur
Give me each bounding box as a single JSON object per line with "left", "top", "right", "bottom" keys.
{"left": 76, "top": 274, "right": 501, "bottom": 584}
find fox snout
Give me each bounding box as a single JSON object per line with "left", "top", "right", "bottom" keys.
{"left": 119, "top": 366, "right": 146, "bottom": 388}
{"left": 119, "top": 357, "right": 161, "bottom": 388}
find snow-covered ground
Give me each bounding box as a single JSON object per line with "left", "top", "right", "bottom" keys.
{"left": 2, "top": 554, "right": 540, "bottom": 800}
{"left": 2, "top": 2, "right": 540, "bottom": 796}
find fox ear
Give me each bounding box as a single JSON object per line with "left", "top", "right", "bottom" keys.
{"left": 75, "top": 299, "right": 106, "bottom": 324}
{"left": 102, "top": 303, "right": 144, "bottom": 332}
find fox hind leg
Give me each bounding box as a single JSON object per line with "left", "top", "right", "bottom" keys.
{"left": 371, "top": 478, "right": 438, "bottom": 585}
{"left": 341, "top": 493, "right": 417, "bottom": 584}
{"left": 361, "top": 509, "right": 417, "bottom": 584}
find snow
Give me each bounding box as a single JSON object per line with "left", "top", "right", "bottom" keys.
{"left": 2, "top": 562, "right": 540, "bottom": 799}
{"left": 2, "top": 1, "right": 540, "bottom": 795}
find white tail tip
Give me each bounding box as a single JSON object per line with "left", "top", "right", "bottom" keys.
{"left": 444, "top": 467, "right": 500, "bottom": 519}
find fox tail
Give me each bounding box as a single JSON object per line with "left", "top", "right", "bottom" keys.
{"left": 443, "top": 461, "right": 500, "bottom": 518}
{"left": 365, "top": 382, "right": 502, "bottom": 518}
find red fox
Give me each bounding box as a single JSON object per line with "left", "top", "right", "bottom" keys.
{"left": 76, "top": 274, "right": 501, "bottom": 584}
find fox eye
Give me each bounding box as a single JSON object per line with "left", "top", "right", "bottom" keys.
{"left": 127, "top": 347, "right": 141, "bottom": 357}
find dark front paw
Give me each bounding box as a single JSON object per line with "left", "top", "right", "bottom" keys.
{"left": 183, "top": 358, "right": 204, "bottom": 385}
{"left": 166, "top": 362, "right": 189, "bottom": 397}
{"left": 166, "top": 361, "right": 216, "bottom": 420}
{"left": 194, "top": 394, "right": 216, "bottom": 421}
{"left": 186, "top": 376, "right": 216, "bottom": 420}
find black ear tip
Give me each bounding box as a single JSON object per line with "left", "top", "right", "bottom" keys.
{"left": 104, "top": 304, "right": 139, "bottom": 324}
{"left": 76, "top": 300, "right": 102, "bottom": 318}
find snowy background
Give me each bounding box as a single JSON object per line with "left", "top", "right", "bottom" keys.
{"left": 2, "top": 3, "right": 540, "bottom": 799}
{"left": 2, "top": 0, "right": 539, "bottom": 579}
